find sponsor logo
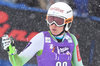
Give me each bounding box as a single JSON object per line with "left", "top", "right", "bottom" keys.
{"left": 50, "top": 7, "right": 64, "bottom": 13}
{"left": 0, "top": 11, "right": 8, "bottom": 23}
{"left": 50, "top": 44, "right": 54, "bottom": 49}
{"left": 76, "top": 45, "right": 82, "bottom": 61}
{"left": 66, "top": 10, "right": 72, "bottom": 14}
{"left": 0, "top": 11, "right": 38, "bottom": 42}
{"left": 51, "top": 46, "right": 72, "bottom": 60}
{"left": 45, "top": 37, "right": 51, "bottom": 43}
{"left": 24, "top": 42, "right": 32, "bottom": 49}
{"left": 65, "top": 35, "right": 72, "bottom": 43}
{"left": 51, "top": 46, "right": 70, "bottom": 55}
{"left": 59, "top": 47, "right": 69, "bottom": 53}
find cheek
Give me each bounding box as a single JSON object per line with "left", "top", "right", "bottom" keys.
{"left": 49, "top": 25, "right": 51, "bottom": 29}
{"left": 49, "top": 25, "right": 64, "bottom": 31}
{"left": 58, "top": 27, "right": 64, "bottom": 31}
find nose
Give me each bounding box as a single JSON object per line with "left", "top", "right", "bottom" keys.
{"left": 51, "top": 23, "right": 56, "bottom": 27}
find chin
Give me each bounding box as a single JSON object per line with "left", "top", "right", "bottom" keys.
{"left": 52, "top": 32, "right": 58, "bottom": 36}
{"left": 53, "top": 34, "right": 57, "bottom": 36}
{"left": 50, "top": 30, "right": 59, "bottom": 35}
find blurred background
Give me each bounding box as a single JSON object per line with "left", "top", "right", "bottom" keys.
{"left": 0, "top": 0, "right": 100, "bottom": 66}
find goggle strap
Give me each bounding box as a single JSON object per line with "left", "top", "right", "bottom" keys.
{"left": 65, "top": 16, "right": 73, "bottom": 24}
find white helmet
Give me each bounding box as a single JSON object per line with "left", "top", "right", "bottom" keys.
{"left": 46, "top": 2, "right": 73, "bottom": 31}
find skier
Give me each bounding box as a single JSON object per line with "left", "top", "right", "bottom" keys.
{"left": 2, "top": 2, "right": 84, "bottom": 66}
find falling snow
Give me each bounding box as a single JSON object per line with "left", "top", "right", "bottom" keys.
{"left": 0, "top": 0, "right": 100, "bottom": 66}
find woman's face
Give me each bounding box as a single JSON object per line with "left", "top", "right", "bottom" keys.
{"left": 49, "top": 24, "right": 64, "bottom": 35}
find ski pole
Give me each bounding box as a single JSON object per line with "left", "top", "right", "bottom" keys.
{"left": 9, "top": 44, "right": 16, "bottom": 66}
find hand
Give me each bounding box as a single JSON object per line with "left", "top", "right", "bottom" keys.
{"left": 2, "top": 34, "right": 11, "bottom": 50}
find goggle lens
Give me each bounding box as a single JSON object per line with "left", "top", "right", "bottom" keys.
{"left": 47, "top": 16, "right": 64, "bottom": 26}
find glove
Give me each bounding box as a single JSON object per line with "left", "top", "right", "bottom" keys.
{"left": 2, "top": 34, "right": 17, "bottom": 55}
{"left": 2, "top": 34, "right": 11, "bottom": 50}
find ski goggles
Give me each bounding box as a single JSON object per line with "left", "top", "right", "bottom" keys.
{"left": 46, "top": 16, "right": 73, "bottom": 27}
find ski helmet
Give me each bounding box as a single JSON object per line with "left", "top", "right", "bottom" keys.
{"left": 46, "top": 2, "right": 73, "bottom": 31}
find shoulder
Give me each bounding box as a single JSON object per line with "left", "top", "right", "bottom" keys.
{"left": 70, "top": 33, "right": 76, "bottom": 40}
{"left": 36, "top": 32, "right": 44, "bottom": 37}
{"left": 30, "top": 31, "right": 49, "bottom": 41}
{"left": 33, "top": 32, "right": 44, "bottom": 38}
{"left": 69, "top": 33, "right": 78, "bottom": 46}
{"left": 30, "top": 32, "right": 44, "bottom": 42}
{"left": 35, "top": 31, "right": 48, "bottom": 37}
{"left": 28, "top": 32, "right": 45, "bottom": 50}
